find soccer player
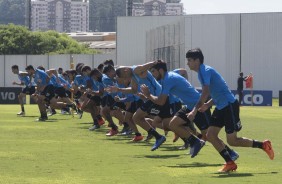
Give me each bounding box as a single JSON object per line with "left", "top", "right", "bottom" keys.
{"left": 25, "top": 65, "right": 77, "bottom": 121}
{"left": 79, "top": 65, "right": 103, "bottom": 126}
{"left": 140, "top": 60, "right": 207, "bottom": 157}
{"left": 11, "top": 65, "right": 36, "bottom": 116}
{"left": 108, "top": 62, "right": 166, "bottom": 151}
{"left": 91, "top": 65, "right": 120, "bottom": 136}
{"left": 186, "top": 48, "right": 274, "bottom": 172}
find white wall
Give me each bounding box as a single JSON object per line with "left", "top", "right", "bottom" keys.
{"left": 185, "top": 14, "right": 241, "bottom": 90}
{"left": 0, "top": 54, "right": 116, "bottom": 88}
{"left": 0, "top": 55, "right": 5, "bottom": 87}
{"left": 241, "top": 13, "right": 282, "bottom": 97}
{"left": 118, "top": 13, "right": 282, "bottom": 97}
{"left": 117, "top": 16, "right": 183, "bottom": 66}
{"left": 5, "top": 55, "right": 27, "bottom": 87}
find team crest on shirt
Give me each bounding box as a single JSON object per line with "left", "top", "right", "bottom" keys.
{"left": 150, "top": 108, "right": 160, "bottom": 115}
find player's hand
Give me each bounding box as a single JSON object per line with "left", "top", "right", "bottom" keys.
{"left": 136, "top": 92, "right": 147, "bottom": 101}
{"left": 12, "top": 81, "right": 17, "bottom": 85}
{"left": 105, "top": 86, "right": 119, "bottom": 93}
{"left": 86, "top": 88, "right": 92, "bottom": 94}
{"left": 186, "top": 111, "right": 196, "bottom": 122}
{"left": 140, "top": 84, "right": 150, "bottom": 97}
{"left": 198, "top": 103, "right": 209, "bottom": 112}
{"left": 114, "top": 96, "right": 120, "bottom": 102}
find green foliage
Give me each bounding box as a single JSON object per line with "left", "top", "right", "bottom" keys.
{"left": 0, "top": 24, "right": 99, "bottom": 55}
{"left": 0, "top": 0, "right": 26, "bottom": 25}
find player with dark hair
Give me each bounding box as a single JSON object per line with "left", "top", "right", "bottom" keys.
{"left": 186, "top": 48, "right": 274, "bottom": 172}
{"left": 107, "top": 62, "right": 166, "bottom": 151}
{"left": 11, "top": 65, "right": 36, "bottom": 116}
{"left": 25, "top": 65, "right": 77, "bottom": 121}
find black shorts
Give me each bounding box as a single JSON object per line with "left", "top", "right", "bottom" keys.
{"left": 74, "top": 91, "right": 82, "bottom": 99}
{"left": 87, "top": 95, "right": 101, "bottom": 106}
{"left": 54, "top": 86, "right": 68, "bottom": 98}
{"left": 22, "top": 86, "right": 36, "bottom": 95}
{"left": 41, "top": 84, "right": 55, "bottom": 103}
{"left": 126, "top": 99, "right": 143, "bottom": 114}
{"left": 140, "top": 100, "right": 161, "bottom": 116}
{"left": 101, "top": 95, "right": 115, "bottom": 107}
{"left": 112, "top": 102, "right": 126, "bottom": 110}
{"left": 158, "top": 100, "right": 182, "bottom": 119}
{"left": 210, "top": 100, "right": 242, "bottom": 134}
{"left": 65, "top": 90, "right": 72, "bottom": 98}
{"left": 175, "top": 105, "right": 210, "bottom": 131}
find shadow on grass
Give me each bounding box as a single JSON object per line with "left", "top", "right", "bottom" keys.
{"left": 167, "top": 162, "right": 222, "bottom": 168}
{"left": 101, "top": 137, "right": 132, "bottom": 141}
{"left": 134, "top": 154, "right": 181, "bottom": 159}
{"left": 79, "top": 122, "right": 94, "bottom": 125}
{"left": 160, "top": 145, "right": 185, "bottom": 151}
{"left": 34, "top": 120, "right": 58, "bottom": 122}
{"left": 212, "top": 172, "right": 254, "bottom": 178}
{"left": 20, "top": 116, "right": 38, "bottom": 118}
{"left": 78, "top": 126, "right": 93, "bottom": 130}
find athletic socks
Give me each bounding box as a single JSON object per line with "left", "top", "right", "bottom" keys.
{"left": 148, "top": 128, "right": 162, "bottom": 139}
{"left": 219, "top": 149, "right": 233, "bottom": 162}
{"left": 135, "top": 132, "right": 142, "bottom": 136}
{"left": 252, "top": 140, "right": 263, "bottom": 149}
{"left": 187, "top": 135, "right": 198, "bottom": 146}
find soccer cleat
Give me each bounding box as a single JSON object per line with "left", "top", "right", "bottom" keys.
{"left": 48, "top": 110, "right": 57, "bottom": 116}
{"left": 36, "top": 116, "right": 48, "bottom": 122}
{"left": 218, "top": 161, "right": 237, "bottom": 172}
{"left": 17, "top": 111, "right": 25, "bottom": 116}
{"left": 132, "top": 135, "right": 144, "bottom": 142}
{"left": 262, "top": 140, "right": 274, "bottom": 160}
{"left": 173, "top": 133, "right": 180, "bottom": 142}
{"left": 106, "top": 129, "right": 118, "bottom": 136}
{"left": 121, "top": 129, "right": 133, "bottom": 136}
{"left": 190, "top": 139, "right": 205, "bottom": 158}
{"left": 144, "top": 134, "right": 154, "bottom": 142}
{"left": 89, "top": 125, "right": 100, "bottom": 131}
{"left": 229, "top": 149, "right": 239, "bottom": 161}
{"left": 178, "top": 142, "right": 190, "bottom": 150}
{"left": 98, "top": 118, "right": 105, "bottom": 126}
{"left": 151, "top": 136, "right": 166, "bottom": 151}
{"left": 120, "top": 126, "right": 131, "bottom": 134}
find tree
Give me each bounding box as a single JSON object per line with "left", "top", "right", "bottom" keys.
{"left": 0, "top": 0, "right": 26, "bottom": 25}
{"left": 0, "top": 24, "right": 99, "bottom": 55}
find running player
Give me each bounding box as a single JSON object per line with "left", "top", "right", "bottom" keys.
{"left": 11, "top": 65, "right": 36, "bottom": 116}
{"left": 186, "top": 48, "right": 274, "bottom": 172}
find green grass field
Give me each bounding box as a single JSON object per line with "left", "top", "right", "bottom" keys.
{"left": 0, "top": 103, "right": 281, "bottom": 184}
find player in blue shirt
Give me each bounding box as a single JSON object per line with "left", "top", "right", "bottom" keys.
{"left": 108, "top": 61, "right": 166, "bottom": 151}
{"left": 78, "top": 65, "right": 105, "bottom": 127}
{"left": 186, "top": 48, "right": 274, "bottom": 172}
{"left": 25, "top": 65, "right": 77, "bottom": 121}
{"left": 101, "top": 65, "right": 120, "bottom": 136}
{"left": 11, "top": 65, "right": 36, "bottom": 116}
{"left": 140, "top": 60, "right": 208, "bottom": 157}
{"left": 149, "top": 67, "right": 184, "bottom": 144}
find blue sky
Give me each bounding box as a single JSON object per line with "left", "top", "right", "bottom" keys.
{"left": 182, "top": 0, "right": 282, "bottom": 14}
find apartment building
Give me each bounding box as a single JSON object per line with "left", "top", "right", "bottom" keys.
{"left": 31, "top": 0, "right": 89, "bottom": 32}
{"left": 132, "top": 0, "right": 183, "bottom": 16}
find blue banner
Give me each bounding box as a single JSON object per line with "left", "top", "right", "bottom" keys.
{"left": 232, "top": 90, "right": 272, "bottom": 106}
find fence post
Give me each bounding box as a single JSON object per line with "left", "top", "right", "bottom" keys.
{"left": 279, "top": 91, "right": 282, "bottom": 106}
